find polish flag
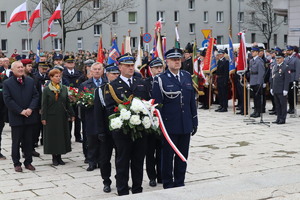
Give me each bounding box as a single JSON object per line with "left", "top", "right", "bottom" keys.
{"left": 7, "top": 2, "right": 27, "bottom": 28}
{"left": 28, "top": 1, "right": 41, "bottom": 31}
{"left": 48, "top": 3, "right": 61, "bottom": 32}
{"left": 236, "top": 32, "right": 248, "bottom": 74}
{"left": 42, "top": 31, "right": 58, "bottom": 40}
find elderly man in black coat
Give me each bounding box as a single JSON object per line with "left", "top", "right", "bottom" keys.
{"left": 3, "top": 61, "right": 39, "bottom": 172}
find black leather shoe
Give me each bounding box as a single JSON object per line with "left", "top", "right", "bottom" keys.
{"left": 269, "top": 111, "right": 277, "bottom": 115}
{"left": 103, "top": 185, "right": 111, "bottom": 193}
{"left": 52, "top": 155, "right": 59, "bottom": 166}
{"left": 86, "top": 164, "right": 96, "bottom": 171}
{"left": 149, "top": 179, "right": 157, "bottom": 187}
{"left": 250, "top": 112, "right": 257, "bottom": 117}
{"left": 272, "top": 120, "right": 279, "bottom": 124}
{"left": 218, "top": 108, "right": 228, "bottom": 112}
{"left": 75, "top": 138, "right": 83, "bottom": 143}
{"left": 251, "top": 112, "right": 260, "bottom": 118}
{"left": 32, "top": 150, "right": 40, "bottom": 157}
{"left": 215, "top": 107, "right": 222, "bottom": 112}
{"left": 288, "top": 109, "right": 294, "bottom": 114}
{"left": 277, "top": 120, "right": 285, "bottom": 124}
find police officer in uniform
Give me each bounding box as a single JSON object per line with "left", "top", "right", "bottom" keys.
{"left": 284, "top": 45, "right": 300, "bottom": 114}
{"left": 270, "top": 52, "right": 290, "bottom": 124}
{"left": 249, "top": 46, "right": 265, "bottom": 118}
{"left": 152, "top": 48, "right": 198, "bottom": 189}
{"left": 94, "top": 63, "right": 120, "bottom": 193}
{"left": 104, "top": 53, "right": 150, "bottom": 196}
{"left": 215, "top": 49, "right": 229, "bottom": 112}
{"left": 145, "top": 57, "right": 164, "bottom": 187}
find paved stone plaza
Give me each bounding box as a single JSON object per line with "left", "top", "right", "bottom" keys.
{"left": 0, "top": 101, "right": 299, "bottom": 200}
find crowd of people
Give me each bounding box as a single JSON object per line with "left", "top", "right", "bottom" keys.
{"left": 0, "top": 41, "right": 299, "bottom": 196}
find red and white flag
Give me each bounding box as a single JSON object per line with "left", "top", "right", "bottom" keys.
{"left": 42, "top": 31, "right": 58, "bottom": 40}
{"left": 7, "top": 2, "right": 27, "bottom": 28}
{"left": 48, "top": 3, "right": 61, "bottom": 32}
{"left": 236, "top": 32, "right": 248, "bottom": 74}
{"left": 28, "top": 1, "right": 41, "bottom": 31}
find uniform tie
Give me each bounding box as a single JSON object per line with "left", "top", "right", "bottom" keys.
{"left": 71, "top": 71, "right": 74, "bottom": 75}
{"left": 96, "top": 79, "right": 100, "bottom": 87}
{"left": 175, "top": 75, "right": 180, "bottom": 83}
{"left": 128, "top": 78, "right": 132, "bottom": 88}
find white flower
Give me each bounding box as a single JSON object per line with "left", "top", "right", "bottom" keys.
{"left": 110, "top": 117, "right": 123, "bottom": 129}
{"left": 129, "top": 115, "right": 142, "bottom": 125}
{"left": 130, "top": 98, "right": 144, "bottom": 113}
{"left": 142, "top": 116, "right": 151, "bottom": 129}
{"left": 153, "top": 117, "right": 159, "bottom": 128}
{"left": 120, "top": 109, "right": 131, "bottom": 120}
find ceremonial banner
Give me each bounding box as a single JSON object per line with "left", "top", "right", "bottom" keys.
{"left": 236, "top": 32, "right": 247, "bottom": 74}
{"left": 96, "top": 35, "right": 104, "bottom": 63}
{"left": 36, "top": 40, "right": 40, "bottom": 63}
{"left": 202, "top": 37, "right": 215, "bottom": 74}
{"left": 134, "top": 36, "right": 143, "bottom": 72}
{"left": 192, "top": 40, "right": 201, "bottom": 95}
{"left": 7, "top": 2, "right": 27, "bottom": 28}
{"left": 228, "top": 35, "right": 236, "bottom": 74}
{"left": 107, "top": 39, "right": 120, "bottom": 65}
{"left": 28, "top": 1, "right": 41, "bottom": 31}
{"left": 175, "top": 26, "right": 180, "bottom": 48}
{"left": 124, "top": 36, "right": 131, "bottom": 54}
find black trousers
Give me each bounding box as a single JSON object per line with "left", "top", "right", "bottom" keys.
{"left": 11, "top": 124, "right": 34, "bottom": 167}
{"left": 146, "top": 135, "right": 162, "bottom": 182}
{"left": 161, "top": 134, "right": 190, "bottom": 189}
{"left": 99, "top": 134, "right": 114, "bottom": 186}
{"left": 217, "top": 77, "right": 228, "bottom": 109}
{"left": 112, "top": 132, "right": 147, "bottom": 196}
{"left": 69, "top": 105, "right": 81, "bottom": 140}
{"left": 274, "top": 93, "right": 287, "bottom": 122}
{"left": 251, "top": 84, "right": 262, "bottom": 113}
{"left": 288, "top": 82, "right": 298, "bottom": 110}
{"left": 0, "top": 117, "right": 4, "bottom": 152}
{"left": 87, "top": 134, "right": 100, "bottom": 166}
{"left": 80, "top": 119, "right": 88, "bottom": 158}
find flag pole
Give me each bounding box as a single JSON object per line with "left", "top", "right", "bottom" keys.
{"left": 41, "top": 0, "right": 44, "bottom": 50}
{"left": 26, "top": 0, "right": 30, "bottom": 58}
{"left": 229, "top": 0, "right": 236, "bottom": 114}
{"left": 61, "top": 0, "right": 64, "bottom": 52}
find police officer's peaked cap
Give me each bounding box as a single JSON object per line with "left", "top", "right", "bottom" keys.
{"left": 64, "top": 55, "right": 75, "bottom": 62}
{"left": 274, "top": 46, "right": 282, "bottom": 52}
{"left": 165, "top": 48, "right": 183, "bottom": 59}
{"left": 217, "top": 49, "right": 226, "bottom": 54}
{"left": 38, "top": 62, "right": 50, "bottom": 68}
{"left": 117, "top": 53, "right": 135, "bottom": 64}
{"left": 53, "top": 65, "right": 64, "bottom": 71}
{"left": 184, "top": 43, "right": 193, "bottom": 53}
{"left": 83, "top": 59, "right": 95, "bottom": 66}
{"left": 286, "top": 45, "right": 294, "bottom": 51}
{"left": 275, "top": 52, "right": 285, "bottom": 58}
{"left": 105, "top": 63, "right": 120, "bottom": 73}
{"left": 148, "top": 57, "right": 163, "bottom": 68}
{"left": 251, "top": 46, "right": 260, "bottom": 52}
{"left": 53, "top": 54, "right": 63, "bottom": 60}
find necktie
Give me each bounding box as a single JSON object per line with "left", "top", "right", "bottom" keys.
{"left": 17, "top": 77, "right": 23, "bottom": 84}
{"left": 128, "top": 78, "right": 132, "bottom": 88}
{"left": 96, "top": 79, "right": 100, "bottom": 87}
{"left": 175, "top": 75, "right": 180, "bottom": 83}
{"left": 71, "top": 71, "right": 74, "bottom": 75}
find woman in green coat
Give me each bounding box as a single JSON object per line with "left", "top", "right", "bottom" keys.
{"left": 41, "top": 69, "right": 75, "bottom": 166}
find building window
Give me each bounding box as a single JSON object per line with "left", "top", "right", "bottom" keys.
{"left": 77, "top": 37, "right": 83, "bottom": 50}
{"left": 216, "top": 36, "right": 223, "bottom": 44}
{"left": 156, "top": 11, "right": 165, "bottom": 22}
{"left": 54, "top": 38, "right": 62, "bottom": 50}
{"left": 93, "top": 0, "right": 100, "bottom": 9}
{"left": 131, "top": 37, "right": 137, "bottom": 49}
{"left": 262, "top": 2, "right": 267, "bottom": 10}
{"left": 216, "top": 11, "right": 223, "bottom": 22}
{"left": 284, "top": 34, "right": 287, "bottom": 45}
{"left": 22, "top": 39, "right": 32, "bottom": 51}
{"left": 273, "top": 34, "right": 277, "bottom": 46}
{"left": 112, "top": 12, "right": 117, "bottom": 23}
{"left": 128, "top": 12, "right": 137, "bottom": 23}
{"left": 94, "top": 24, "right": 102, "bottom": 35}
{"left": 1, "top": 39, "right": 7, "bottom": 51}
{"left": 189, "top": 23, "right": 195, "bottom": 34}
{"left": 21, "top": 11, "right": 31, "bottom": 24}
{"left": 188, "top": 0, "right": 195, "bottom": 10}
{"left": 263, "top": 23, "right": 267, "bottom": 33}
{"left": 283, "top": 16, "right": 288, "bottom": 24}
{"left": 238, "top": 12, "right": 244, "bottom": 23}
{"left": 174, "top": 11, "right": 179, "bottom": 22}
{"left": 204, "top": 11, "right": 208, "bottom": 23}
{"left": 251, "top": 12, "right": 255, "bottom": 22}
{"left": 274, "top": 13, "right": 277, "bottom": 24}
{"left": 251, "top": 33, "right": 256, "bottom": 43}
{"left": 0, "top": 11, "right": 6, "bottom": 24}
{"left": 76, "top": 11, "right": 82, "bottom": 23}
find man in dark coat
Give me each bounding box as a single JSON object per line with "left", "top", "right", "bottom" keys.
{"left": 94, "top": 63, "right": 120, "bottom": 193}
{"left": 3, "top": 61, "right": 39, "bottom": 172}
{"left": 79, "top": 62, "right": 106, "bottom": 171}
{"left": 104, "top": 53, "right": 150, "bottom": 196}
{"left": 63, "top": 55, "right": 83, "bottom": 142}
{"left": 181, "top": 43, "right": 193, "bottom": 75}
{"left": 144, "top": 57, "right": 163, "bottom": 187}
{"left": 215, "top": 50, "right": 229, "bottom": 112}
{"left": 152, "top": 48, "right": 198, "bottom": 189}
{"left": 271, "top": 52, "right": 291, "bottom": 124}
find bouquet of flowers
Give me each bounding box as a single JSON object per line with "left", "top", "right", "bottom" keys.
{"left": 109, "top": 97, "right": 161, "bottom": 141}
{"left": 77, "top": 87, "right": 95, "bottom": 108}
{"left": 67, "top": 86, "right": 79, "bottom": 106}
